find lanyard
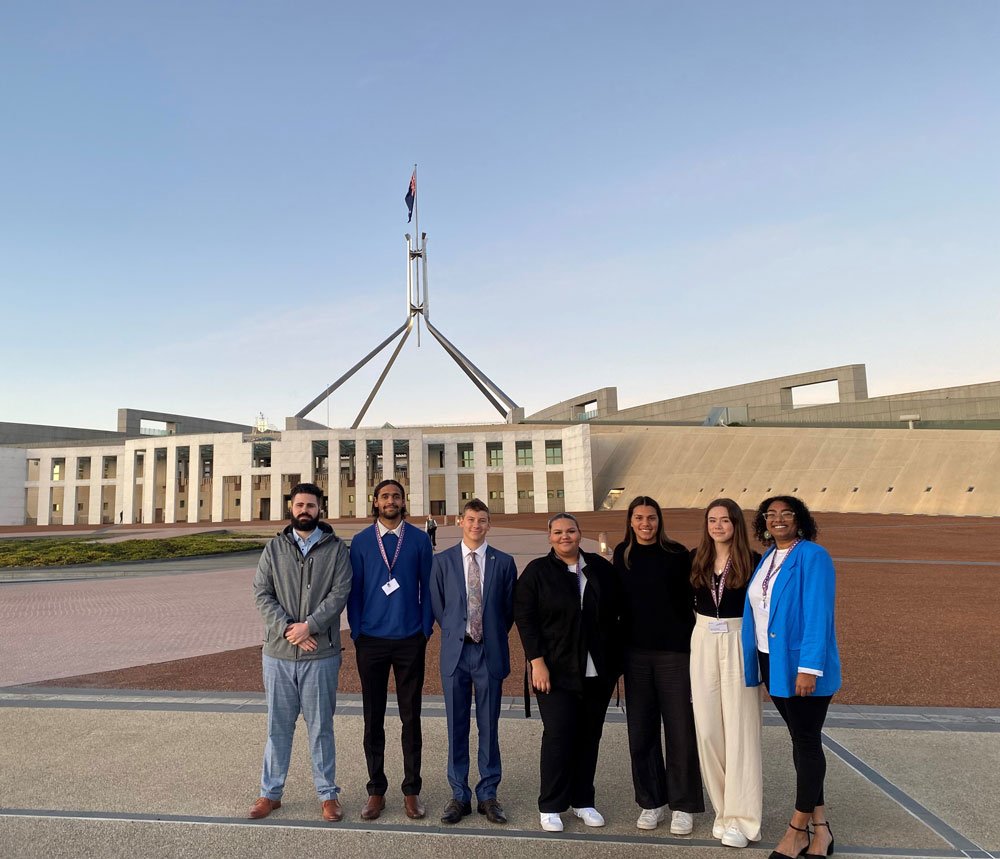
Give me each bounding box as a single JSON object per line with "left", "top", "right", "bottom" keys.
{"left": 375, "top": 521, "right": 405, "bottom": 580}
{"left": 710, "top": 556, "right": 732, "bottom": 619}
{"left": 760, "top": 539, "right": 799, "bottom": 605}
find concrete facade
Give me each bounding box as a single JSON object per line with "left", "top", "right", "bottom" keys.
{"left": 7, "top": 425, "right": 590, "bottom": 526}
{"left": 589, "top": 424, "right": 1000, "bottom": 516}
{"left": 3, "top": 364, "right": 999, "bottom": 525}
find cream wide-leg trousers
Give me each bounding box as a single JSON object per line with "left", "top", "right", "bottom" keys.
{"left": 690, "top": 614, "right": 763, "bottom": 841}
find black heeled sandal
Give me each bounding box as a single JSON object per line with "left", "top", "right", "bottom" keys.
{"left": 804, "top": 820, "right": 834, "bottom": 857}
{"left": 768, "top": 822, "right": 811, "bottom": 859}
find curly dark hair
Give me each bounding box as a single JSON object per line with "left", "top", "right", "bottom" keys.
{"left": 752, "top": 495, "right": 819, "bottom": 545}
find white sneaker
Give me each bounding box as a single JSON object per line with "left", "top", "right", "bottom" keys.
{"left": 670, "top": 810, "right": 694, "bottom": 835}
{"left": 721, "top": 825, "right": 749, "bottom": 848}
{"left": 636, "top": 806, "right": 665, "bottom": 830}
{"left": 571, "top": 806, "right": 606, "bottom": 827}
{"left": 540, "top": 812, "right": 563, "bottom": 832}
{"left": 713, "top": 821, "right": 726, "bottom": 839}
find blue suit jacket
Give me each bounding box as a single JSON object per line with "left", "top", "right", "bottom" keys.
{"left": 742, "top": 540, "right": 842, "bottom": 698}
{"left": 431, "top": 542, "right": 517, "bottom": 681}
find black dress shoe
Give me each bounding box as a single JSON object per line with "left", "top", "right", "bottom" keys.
{"left": 477, "top": 798, "right": 508, "bottom": 824}
{"left": 441, "top": 798, "right": 472, "bottom": 824}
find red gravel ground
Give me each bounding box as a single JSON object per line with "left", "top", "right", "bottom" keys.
{"left": 29, "top": 510, "right": 1000, "bottom": 709}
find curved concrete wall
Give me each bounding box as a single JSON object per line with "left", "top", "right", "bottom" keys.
{"left": 590, "top": 425, "right": 1000, "bottom": 516}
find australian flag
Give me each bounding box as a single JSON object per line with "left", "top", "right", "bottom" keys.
{"left": 405, "top": 170, "right": 416, "bottom": 222}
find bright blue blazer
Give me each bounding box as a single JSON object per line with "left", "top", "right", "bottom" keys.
{"left": 742, "top": 540, "right": 841, "bottom": 699}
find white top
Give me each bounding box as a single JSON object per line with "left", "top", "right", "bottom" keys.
{"left": 462, "top": 541, "right": 488, "bottom": 636}
{"left": 748, "top": 546, "right": 822, "bottom": 675}
{"left": 567, "top": 557, "right": 598, "bottom": 678}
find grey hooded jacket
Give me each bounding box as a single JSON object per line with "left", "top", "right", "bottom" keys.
{"left": 253, "top": 522, "right": 352, "bottom": 661}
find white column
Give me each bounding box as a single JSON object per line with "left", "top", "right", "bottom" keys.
{"left": 211, "top": 471, "right": 224, "bottom": 523}
{"left": 502, "top": 440, "right": 519, "bottom": 514}
{"left": 408, "top": 433, "right": 425, "bottom": 517}
{"left": 88, "top": 473, "right": 103, "bottom": 525}
{"left": 241, "top": 471, "right": 253, "bottom": 522}
{"left": 164, "top": 445, "right": 178, "bottom": 524}
{"left": 473, "top": 438, "right": 488, "bottom": 502}
{"left": 188, "top": 447, "right": 201, "bottom": 523}
{"left": 444, "top": 442, "right": 459, "bottom": 518}
{"left": 533, "top": 437, "right": 549, "bottom": 514}
{"left": 63, "top": 457, "right": 77, "bottom": 525}
{"left": 325, "top": 435, "right": 340, "bottom": 519}
{"left": 37, "top": 454, "right": 53, "bottom": 526}
{"left": 122, "top": 449, "right": 137, "bottom": 524}
{"left": 141, "top": 448, "right": 156, "bottom": 525}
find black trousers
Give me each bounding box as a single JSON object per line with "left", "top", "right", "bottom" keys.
{"left": 758, "top": 651, "right": 832, "bottom": 813}
{"left": 535, "top": 676, "right": 616, "bottom": 813}
{"left": 624, "top": 649, "right": 705, "bottom": 812}
{"left": 355, "top": 632, "right": 427, "bottom": 796}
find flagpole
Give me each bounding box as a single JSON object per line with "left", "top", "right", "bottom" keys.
{"left": 412, "top": 163, "right": 420, "bottom": 345}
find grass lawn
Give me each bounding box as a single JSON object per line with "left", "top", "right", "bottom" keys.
{"left": 0, "top": 533, "right": 266, "bottom": 568}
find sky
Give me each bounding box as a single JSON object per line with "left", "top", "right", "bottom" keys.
{"left": 1, "top": 1, "right": 997, "bottom": 431}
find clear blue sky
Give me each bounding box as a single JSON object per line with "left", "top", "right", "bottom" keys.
{"left": 2, "top": 1, "right": 997, "bottom": 430}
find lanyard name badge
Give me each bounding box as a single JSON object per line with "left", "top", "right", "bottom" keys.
{"left": 708, "top": 556, "right": 731, "bottom": 633}
{"left": 758, "top": 539, "right": 799, "bottom": 611}
{"left": 376, "top": 521, "right": 405, "bottom": 596}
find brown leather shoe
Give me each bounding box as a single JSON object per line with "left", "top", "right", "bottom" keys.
{"left": 477, "top": 798, "right": 507, "bottom": 824}
{"left": 361, "top": 794, "right": 385, "bottom": 820}
{"left": 321, "top": 798, "right": 343, "bottom": 822}
{"left": 404, "top": 794, "right": 426, "bottom": 819}
{"left": 248, "top": 797, "right": 280, "bottom": 819}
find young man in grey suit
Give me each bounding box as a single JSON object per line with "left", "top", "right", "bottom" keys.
{"left": 430, "top": 498, "right": 517, "bottom": 825}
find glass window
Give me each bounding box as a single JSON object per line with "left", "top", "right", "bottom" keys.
{"left": 545, "top": 441, "right": 562, "bottom": 465}
{"left": 515, "top": 441, "right": 533, "bottom": 466}
{"left": 458, "top": 443, "right": 474, "bottom": 468}
{"left": 487, "top": 442, "right": 503, "bottom": 467}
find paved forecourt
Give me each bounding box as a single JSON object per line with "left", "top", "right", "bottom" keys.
{"left": 2, "top": 520, "right": 999, "bottom": 858}
{"left": 1, "top": 687, "right": 998, "bottom": 859}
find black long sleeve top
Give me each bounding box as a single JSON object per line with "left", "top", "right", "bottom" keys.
{"left": 613, "top": 540, "right": 694, "bottom": 653}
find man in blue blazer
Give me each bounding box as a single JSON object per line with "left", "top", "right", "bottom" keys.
{"left": 430, "top": 498, "right": 517, "bottom": 825}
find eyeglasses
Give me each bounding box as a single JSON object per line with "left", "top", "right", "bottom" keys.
{"left": 764, "top": 511, "right": 796, "bottom": 522}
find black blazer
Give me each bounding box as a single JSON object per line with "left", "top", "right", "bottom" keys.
{"left": 514, "top": 549, "right": 624, "bottom": 693}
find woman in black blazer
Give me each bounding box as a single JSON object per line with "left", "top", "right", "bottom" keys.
{"left": 514, "top": 512, "right": 623, "bottom": 833}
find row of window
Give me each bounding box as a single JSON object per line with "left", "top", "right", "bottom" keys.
{"left": 459, "top": 489, "right": 565, "bottom": 500}
{"left": 461, "top": 441, "right": 562, "bottom": 469}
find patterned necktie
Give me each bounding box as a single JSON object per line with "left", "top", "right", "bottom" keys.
{"left": 467, "top": 550, "right": 483, "bottom": 643}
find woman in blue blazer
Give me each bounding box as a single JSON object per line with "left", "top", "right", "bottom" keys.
{"left": 742, "top": 496, "right": 840, "bottom": 859}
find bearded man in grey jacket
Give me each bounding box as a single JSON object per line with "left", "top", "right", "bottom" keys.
{"left": 248, "top": 482, "right": 352, "bottom": 822}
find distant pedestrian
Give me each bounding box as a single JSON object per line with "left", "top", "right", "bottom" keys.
{"left": 248, "top": 482, "right": 352, "bottom": 823}
{"left": 425, "top": 516, "right": 438, "bottom": 548}
{"left": 119, "top": 510, "right": 123, "bottom": 524}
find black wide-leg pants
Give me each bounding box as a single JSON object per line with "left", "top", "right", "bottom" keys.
{"left": 624, "top": 649, "right": 705, "bottom": 812}
{"left": 535, "top": 676, "right": 616, "bottom": 813}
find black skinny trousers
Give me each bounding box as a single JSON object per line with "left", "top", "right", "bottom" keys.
{"left": 355, "top": 632, "right": 426, "bottom": 796}
{"left": 758, "top": 650, "right": 832, "bottom": 813}
{"left": 624, "top": 649, "right": 705, "bottom": 812}
{"left": 535, "top": 676, "right": 616, "bottom": 813}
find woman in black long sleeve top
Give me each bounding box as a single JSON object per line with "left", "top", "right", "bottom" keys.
{"left": 514, "top": 513, "right": 623, "bottom": 833}
{"left": 613, "top": 496, "right": 704, "bottom": 835}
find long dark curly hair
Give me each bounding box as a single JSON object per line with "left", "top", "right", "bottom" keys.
{"left": 752, "top": 495, "right": 819, "bottom": 545}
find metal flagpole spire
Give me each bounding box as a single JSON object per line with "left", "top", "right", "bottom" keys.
{"left": 294, "top": 168, "right": 521, "bottom": 426}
